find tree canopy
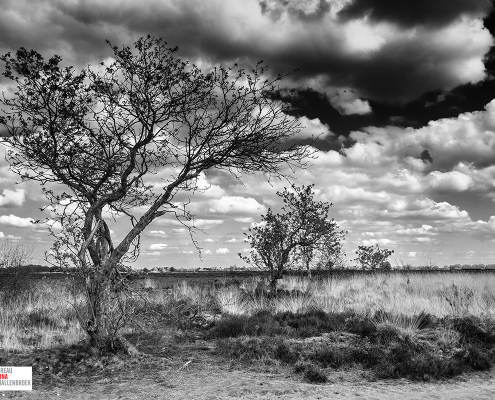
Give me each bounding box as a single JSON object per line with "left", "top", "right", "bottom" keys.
{"left": 241, "top": 184, "right": 345, "bottom": 289}
{"left": 0, "top": 35, "right": 313, "bottom": 352}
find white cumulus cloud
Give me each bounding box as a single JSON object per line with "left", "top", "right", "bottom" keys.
{"left": 208, "top": 196, "right": 266, "bottom": 215}
{"left": 234, "top": 217, "right": 254, "bottom": 223}
{"left": 0, "top": 214, "right": 35, "bottom": 228}
{"left": 148, "top": 230, "right": 168, "bottom": 237}
{"left": 427, "top": 171, "right": 473, "bottom": 192}
{"left": 0, "top": 189, "right": 25, "bottom": 208}
{"left": 150, "top": 243, "right": 168, "bottom": 250}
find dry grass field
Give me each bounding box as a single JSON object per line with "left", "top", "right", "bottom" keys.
{"left": 2, "top": 271, "right": 495, "bottom": 398}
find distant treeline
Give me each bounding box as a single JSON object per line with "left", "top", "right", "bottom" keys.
{"left": 1, "top": 263, "right": 495, "bottom": 276}
{"left": 0, "top": 264, "right": 57, "bottom": 273}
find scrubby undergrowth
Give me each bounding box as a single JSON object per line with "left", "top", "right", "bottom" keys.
{"left": 2, "top": 272, "right": 495, "bottom": 385}
{"left": 212, "top": 309, "right": 495, "bottom": 382}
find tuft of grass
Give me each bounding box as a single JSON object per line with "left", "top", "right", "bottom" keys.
{"left": 215, "top": 287, "right": 247, "bottom": 315}
{"left": 439, "top": 283, "right": 474, "bottom": 316}
{"left": 273, "top": 294, "right": 315, "bottom": 314}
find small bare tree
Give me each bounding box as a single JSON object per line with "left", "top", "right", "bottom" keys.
{"left": 0, "top": 36, "right": 312, "bottom": 353}
{"left": 0, "top": 240, "right": 33, "bottom": 268}
{"left": 241, "top": 184, "right": 345, "bottom": 289}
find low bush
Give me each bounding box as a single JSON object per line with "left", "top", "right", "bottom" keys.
{"left": 274, "top": 341, "right": 302, "bottom": 364}
{"left": 216, "top": 336, "right": 285, "bottom": 362}
{"left": 214, "top": 309, "right": 495, "bottom": 383}
{"left": 464, "top": 345, "right": 492, "bottom": 370}
{"left": 307, "top": 344, "right": 350, "bottom": 368}
{"left": 376, "top": 347, "right": 454, "bottom": 380}
{"left": 210, "top": 309, "right": 374, "bottom": 339}
{"left": 209, "top": 315, "right": 252, "bottom": 338}
{"left": 275, "top": 309, "right": 335, "bottom": 337}
{"left": 343, "top": 315, "right": 377, "bottom": 336}
{"left": 450, "top": 316, "right": 495, "bottom": 344}
{"left": 294, "top": 361, "right": 328, "bottom": 383}
{"left": 209, "top": 310, "right": 284, "bottom": 338}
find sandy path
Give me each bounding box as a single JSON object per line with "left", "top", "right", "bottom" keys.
{"left": 3, "top": 360, "right": 495, "bottom": 400}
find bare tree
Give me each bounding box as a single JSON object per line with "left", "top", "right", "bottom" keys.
{"left": 0, "top": 36, "right": 312, "bottom": 353}
{"left": 241, "top": 184, "right": 345, "bottom": 290}
{"left": 0, "top": 240, "right": 33, "bottom": 268}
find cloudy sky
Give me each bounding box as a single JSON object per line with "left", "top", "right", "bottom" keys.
{"left": 1, "top": 0, "right": 495, "bottom": 269}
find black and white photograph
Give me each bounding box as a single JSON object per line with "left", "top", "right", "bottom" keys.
{"left": 1, "top": 0, "right": 495, "bottom": 398}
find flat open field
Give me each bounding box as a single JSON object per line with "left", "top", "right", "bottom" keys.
{"left": 2, "top": 271, "right": 495, "bottom": 399}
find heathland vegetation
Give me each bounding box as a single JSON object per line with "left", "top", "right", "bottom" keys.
{"left": 1, "top": 270, "right": 495, "bottom": 385}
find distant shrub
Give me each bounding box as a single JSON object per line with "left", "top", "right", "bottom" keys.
{"left": 354, "top": 244, "right": 394, "bottom": 270}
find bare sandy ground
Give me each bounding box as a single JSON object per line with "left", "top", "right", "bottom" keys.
{"left": 3, "top": 353, "right": 495, "bottom": 400}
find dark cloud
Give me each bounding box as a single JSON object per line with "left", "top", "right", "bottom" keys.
{"left": 347, "top": 7, "right": 495, "bottom": 133}
{"left": 0, "top": 0, "right": 493, "bottom": 108}
{"left": 258, "top": 0, "right": 331, "bottom": 21}
{"left": 338, "top": 0, "right": 491, "bottom": 28}
{"left": 280, "top": 5, "right": 495, "bottom": 141}
{"left": 420, "top": 150, "right": 433, "bottom": 164}
{"left": 269, "top": 88, "right": 380, "bottom": 150}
